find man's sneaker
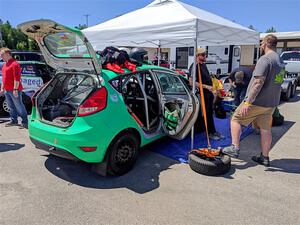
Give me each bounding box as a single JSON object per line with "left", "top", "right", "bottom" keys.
{"left": 19, "top": 123, "right": 28, "bottom": 129}
{"left": 209, "top": 133, "right": 221, "bottom": 141}
{"left": 222, "top": 144, "right": 240, "bottom": 158}
{"left": 252, "top": 153, "right": 270, "bottom": 167}
{"left": 5, "top": 122, "right": 19, "bottom": 127}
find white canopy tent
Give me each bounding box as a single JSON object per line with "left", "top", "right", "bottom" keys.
{"left": 83, "top": 0, "right": 259, "bottom": 49}
{"left": 83, "top": 0, "right": 259, "bottom": 148}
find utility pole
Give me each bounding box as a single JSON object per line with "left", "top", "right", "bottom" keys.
{"left": 83, "top": 14, "right": 90, "bottom": 27}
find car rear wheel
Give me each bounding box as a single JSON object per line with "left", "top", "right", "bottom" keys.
{"left": 290, "top": 84, "right": 296, "bottom": 98}
{"left": 282, "top": 84, "right": 291, "bottom": 101}
{"left": 106, "top": 132, "right": 140, "bottom": 176}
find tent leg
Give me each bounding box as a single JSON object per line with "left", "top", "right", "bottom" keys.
{"left": 157, "top": 42, "right": 161, "bottom": 66}
{"left": 191, "top": 27, "right": 198, "bottom": 150}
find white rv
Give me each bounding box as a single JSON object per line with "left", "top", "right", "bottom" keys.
{"left": 171, "top": 45, "right": 258, "bottom": 75}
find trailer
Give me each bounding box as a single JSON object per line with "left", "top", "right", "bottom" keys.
{"left": 171, "top": 44, "right": 297, "bottom": 101}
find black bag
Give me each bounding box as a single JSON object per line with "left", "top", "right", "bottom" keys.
{"left": 272, "top": 107, "right": 284, "bottom": 126}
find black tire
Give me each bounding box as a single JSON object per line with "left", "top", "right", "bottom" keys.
{"left": 0, "top": 97, "right": 9, "bottom": 116}
{"left": 106, "top": 132, "right": 140, "bottom": 176}
{"left": 290, "top": 84, "right": 296, "bottom": 98}
{"left": 282, "top": 85, "right": 291, "bottom": 101}
{"left": 188, "top": 152, "right": 231, "bottom": 176}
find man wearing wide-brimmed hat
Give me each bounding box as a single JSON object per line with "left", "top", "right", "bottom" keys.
{"left": 189, "top": 47, "right": 224, "bottom": 140}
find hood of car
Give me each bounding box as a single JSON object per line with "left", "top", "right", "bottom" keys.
{"left": 18, "top": 19, "right": 101, "bottom": 75}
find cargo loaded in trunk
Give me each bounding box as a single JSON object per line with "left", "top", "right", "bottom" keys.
{"left": 36, "top": 72, "right": 98, "bottom": 127}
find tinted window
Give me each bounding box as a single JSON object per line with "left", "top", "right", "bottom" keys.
{"left": 12, "top": 53, "right": 43, "bottom": 61}
{"left": 281, "top": 52, "right": 300, "bottom": 61}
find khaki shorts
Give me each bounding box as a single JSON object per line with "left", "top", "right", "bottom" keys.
{"left": 232, "top": 103, "right": 275, "bottom": 130}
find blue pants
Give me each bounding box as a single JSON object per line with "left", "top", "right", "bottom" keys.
{"left": 4, "top": 91, "right": 28, "bottom": 125}
{"left": 233, "top": 87, "right": 246, "bottom": 106}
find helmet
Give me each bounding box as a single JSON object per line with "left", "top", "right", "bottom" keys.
{"left": 129, "top": 48, "right": 148, "bottom": 63}
{"left": 118, "top": 47, "right": 130, "bottom": 55}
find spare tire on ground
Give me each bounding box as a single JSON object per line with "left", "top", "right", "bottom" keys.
{"left": 188, "top": 151, "right": 231, "bottom": 176}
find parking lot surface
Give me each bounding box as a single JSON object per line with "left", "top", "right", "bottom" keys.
{"left": 1, "top": 90, "right": 300, "bottom": 225}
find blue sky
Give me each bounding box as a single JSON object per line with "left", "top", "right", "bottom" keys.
{"left": 0, "top": 0, "right": 299, "bottom": 32}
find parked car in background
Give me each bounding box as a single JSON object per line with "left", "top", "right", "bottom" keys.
{"left": 280, "top": 51, "right": 300, "bottom": 85}
{"left": 0, "top": 57, "right": 53, "bottom": 115}
{"left": 277, "top": 51, "right": 299, "bottom": 101}
{"left": 19, "top": 19, "right": 199, "bottom": 176}
{"left": 152, "top": 59, "right": 170, "bottom": 68}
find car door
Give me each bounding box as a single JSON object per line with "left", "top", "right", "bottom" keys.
{"left": 152, "top": 70, "right": 199, "bottom": 140}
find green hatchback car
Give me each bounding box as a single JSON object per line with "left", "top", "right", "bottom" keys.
{"left": 19, "top": 20, "right": 199, "bottom": 176}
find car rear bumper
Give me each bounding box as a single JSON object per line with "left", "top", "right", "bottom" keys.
{"left": 31, "top": 137, "right": 81, "bottom": 161}
{"left": 28, "top": 116, "right": 114, "bottom": 163}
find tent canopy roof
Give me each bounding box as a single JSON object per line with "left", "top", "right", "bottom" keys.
{"left": 83, "top": 0, "right": 259, "bottom": 50}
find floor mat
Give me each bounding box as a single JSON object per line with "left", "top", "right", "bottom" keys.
{"left": 148, "top": 116, "right": 253, "bottom": 163}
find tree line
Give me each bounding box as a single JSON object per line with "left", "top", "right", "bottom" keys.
{"left": 0, "top": 19, "right": 39, "bottom": 50}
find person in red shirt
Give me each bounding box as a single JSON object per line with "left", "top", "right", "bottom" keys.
{"left": 0, "top": 47, "right": 28, "bottom": 128}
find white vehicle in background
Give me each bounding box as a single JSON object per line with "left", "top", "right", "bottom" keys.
{"left": 281, "top": 51, "right": 300, "bottom": 85}
{"left": 279, "top": 51, "right": 299, "bottom": 100}
{"left": 205, "top": 46, "right": 240, "bottom": 75}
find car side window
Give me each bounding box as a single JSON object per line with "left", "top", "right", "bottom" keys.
{"left": 155, "top": 71, "right": 186, "bottom": 94}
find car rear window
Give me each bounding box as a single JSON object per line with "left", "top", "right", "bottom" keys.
{"left": 12, "top": 53, "right": 43, "bottom": 61}
{"left": 281, "top": 52, "right": 300, "bottom": 61}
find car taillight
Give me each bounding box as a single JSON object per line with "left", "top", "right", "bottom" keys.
{"left": 78, "top": 87, "right": 107, "bottom": 117}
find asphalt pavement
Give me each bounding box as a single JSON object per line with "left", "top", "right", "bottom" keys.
{"left": 0, "top": 90, "right": 300, "bottom": 225}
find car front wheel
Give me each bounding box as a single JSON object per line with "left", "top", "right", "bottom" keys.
{"left": 106, "top": 132, "right": 140, "bottom": 176}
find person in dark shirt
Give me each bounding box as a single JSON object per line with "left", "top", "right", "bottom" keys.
{"left": 189, "top": 48, "right": 224, "bottom": 140}
{"left": 229, "top": 66, "right": 253, "bottom": 106}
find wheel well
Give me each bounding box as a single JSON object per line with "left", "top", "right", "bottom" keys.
{"left": 103, "top": 128, "right": 141, "bottom": 161}
{"left": 118, "top": 128, "right": 141, "bottom": 147}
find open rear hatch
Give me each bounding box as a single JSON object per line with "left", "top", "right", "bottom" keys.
{"left": 18, "top": 20, "right": 103, "bottom": 127}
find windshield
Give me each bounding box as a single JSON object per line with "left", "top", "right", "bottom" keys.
{"left": 281, "top": 52, "right": 300, "bottom": 61}
{"left": 44, "top": 32, "right": 90, "bottom": 58}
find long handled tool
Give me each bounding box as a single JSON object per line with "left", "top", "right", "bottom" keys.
{"left": 188, "top": 63, "right": 231, "bottom": 175}
{"left": 190, "top": 63, "right": 220, "bottom": 158}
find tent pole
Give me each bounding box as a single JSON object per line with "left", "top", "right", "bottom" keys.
{"left": 191, "top": 20, "right": 198, "bottom": 150}
{"left": 256, "top": 44, "right": 259, "bottom": 62}
{"left": 157, "top": 40, "right": 161, "bottom": 66}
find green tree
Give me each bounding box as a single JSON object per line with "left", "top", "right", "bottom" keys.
{"left": 16, "top": 41, "right": 27, "bottom": 50}
{"left": 0, "top": 20, "right": 39, "bottom": 50}
{"left": 266, "top": 26, "right": 276, "bottom": 33}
